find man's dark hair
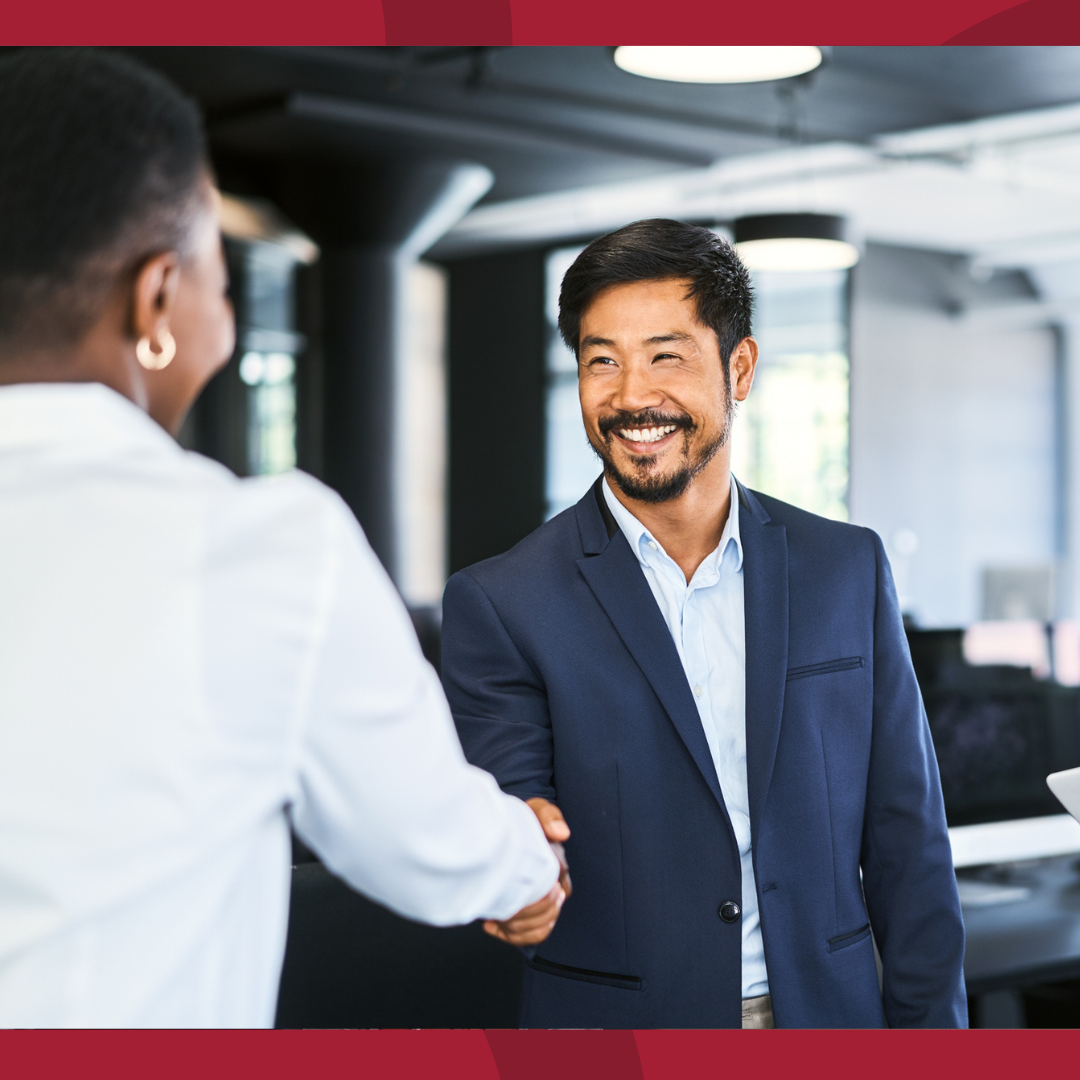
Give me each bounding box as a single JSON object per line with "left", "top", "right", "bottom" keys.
{"left": 0, "top": 48, "right": 208, "bottom": 352}
{"left": 558, "top": 219, "right": 754, "bottom": 365}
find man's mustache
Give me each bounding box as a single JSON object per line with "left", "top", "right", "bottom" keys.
{"left": 597, "top": 410, "right": 694, "bottom": 438}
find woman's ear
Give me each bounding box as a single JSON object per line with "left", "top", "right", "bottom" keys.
{"left": 131, "top": 251, "right": 181, "bottom": 349}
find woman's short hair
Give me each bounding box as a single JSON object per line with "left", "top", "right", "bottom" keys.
{"left": 557, "top": 219, "right": 754, "bottom": 368}
{"left": 0, "top": 49, "right": 208, "bottom": 352}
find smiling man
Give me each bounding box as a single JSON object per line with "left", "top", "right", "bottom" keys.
{"left": 441, "top": 219, "right": 966, "bottom": 1029}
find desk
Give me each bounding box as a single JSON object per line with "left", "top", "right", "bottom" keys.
{"left": 961, "top": 855, "right": 1080, "bottom": 1025}
{"left": 962, "top": 855, "right": 1080, "bottom": 992}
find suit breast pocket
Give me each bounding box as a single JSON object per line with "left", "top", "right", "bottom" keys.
{"left": 786, "top": 656, "right": 864, "bottom": 682}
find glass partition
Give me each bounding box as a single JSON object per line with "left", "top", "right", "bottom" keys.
{"left": 729, "top": 268, "right": 850, "bottom": 521}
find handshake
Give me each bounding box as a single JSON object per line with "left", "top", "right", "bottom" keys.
{"left": 483, "top": 797, "right": 572, "bottom": 947}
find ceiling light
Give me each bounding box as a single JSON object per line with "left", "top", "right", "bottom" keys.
{"left": 613, "top": 46, "right": 822, "bottom": 85}
{"left": 734, "top": 213, "right": 859, "bottom": 272}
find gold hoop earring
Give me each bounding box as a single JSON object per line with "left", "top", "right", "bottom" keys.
{"left": 136, "top": 329, "right": 176, "bottom": 371}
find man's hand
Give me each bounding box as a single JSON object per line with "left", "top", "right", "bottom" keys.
{"left": 527, "top": 796, "right": 572, "bottom": 898}
{"left": 482, "top": 797, "right": 573, "bottom": 947}
{"left": 527, "top": 796, "right": 571, "bottom": 843}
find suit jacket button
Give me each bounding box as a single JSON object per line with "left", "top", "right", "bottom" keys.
{"left": 719, "top": 901, "right": 741, "bottom": 923}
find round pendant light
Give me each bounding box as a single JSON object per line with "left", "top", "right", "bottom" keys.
{"left": 613, "top": 46, "right": 823, "bottom": 85}
{"left": 733, "top": 213, "right": 859, "bottom": 273}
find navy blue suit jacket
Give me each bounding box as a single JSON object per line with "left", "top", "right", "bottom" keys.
{"left": 441, "top": 479, "right": 966, "bottom": 1028}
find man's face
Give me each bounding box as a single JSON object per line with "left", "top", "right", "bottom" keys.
{"left": 577, "top": 277, "right": 755, "bottom": 504}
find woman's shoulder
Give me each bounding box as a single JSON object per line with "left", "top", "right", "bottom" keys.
{"left": 202, "top": 466, "right": 376, "bottom": 568}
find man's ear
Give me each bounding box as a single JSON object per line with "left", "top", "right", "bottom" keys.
{"left": 130, "top": 251, "right": 180, "bottom": 346}
{"left": 731, "top": 337, "right": 759, "bottom": 402}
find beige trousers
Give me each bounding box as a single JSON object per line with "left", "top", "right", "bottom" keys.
{"left": 741, "top": 994, "right": 774, "bottom": 1029}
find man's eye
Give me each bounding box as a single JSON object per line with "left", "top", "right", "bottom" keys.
{"left": 586, "top": 356, "right": 616, "bottom": 367}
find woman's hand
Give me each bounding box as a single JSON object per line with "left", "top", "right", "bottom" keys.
{"left": 483, "top": 882, "right": 566, "bottom": 946}
{"left": 482, "top": 797, "right": 573, "bottom": 946}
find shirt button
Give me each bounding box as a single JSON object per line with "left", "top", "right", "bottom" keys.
{"left": 647, "top": 540, "right": 658, "bottom": 551}
{"left": 692, "top": 684, "right": 704, "bottom": 698}
{"left": 719, "top": 901, "right": 741, "bottom": 923}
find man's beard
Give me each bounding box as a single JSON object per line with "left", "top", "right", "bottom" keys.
{"left": 590, "top": 382, "right": 733, "bottom": 505}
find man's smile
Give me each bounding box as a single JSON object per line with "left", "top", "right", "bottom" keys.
{"left": 616, "top": 423, "right": 679, "bottom": 446}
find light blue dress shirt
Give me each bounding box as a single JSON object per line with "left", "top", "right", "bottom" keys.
{"left": 602, "top": 475, "right": 769, "bottom": 999}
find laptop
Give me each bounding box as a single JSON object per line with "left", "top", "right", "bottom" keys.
{"left": 1047, "top": 765, "right": 1080, "bottom": 823}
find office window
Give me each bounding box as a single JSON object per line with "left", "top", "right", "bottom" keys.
{"left": 238, "top": 350, "right": 297, "bottom": 475}
{"left": 730, "top": 269, "right": 850, "bottom": 520}
{"left": 544, "top": 250, "right": 850, "bottom": 522}
{"left": 236, "top": 241, "right": 302, "bottom": 477}
{"left": 179, "top": 235, "right": 305, "bottom": 478}
{"left": 395, "top": 260, "right": 449, "bottom": 607}
{"left": 545, "top": 246, "right": 594, "bottom": 519}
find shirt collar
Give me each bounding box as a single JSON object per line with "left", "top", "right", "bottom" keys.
{"left": 601, "top": 473, "right": 744, "bottom": 574}
{"left": 0, "top": 382, "right": 180, "bottom": 456}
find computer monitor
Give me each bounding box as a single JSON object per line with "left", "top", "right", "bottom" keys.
{"left": 907, "top": 628, "right": 1080, "bottom": 866}
{"left": 927, "top": 684, "right": 1072, "bottom": 827}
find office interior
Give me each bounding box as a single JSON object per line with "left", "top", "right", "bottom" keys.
{"left": 43, "top": 46, "right": 1080, "bottom": 1028}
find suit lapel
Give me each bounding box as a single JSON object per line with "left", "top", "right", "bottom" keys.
{"left": 739, "top": 488, "right": 789, "bottom": 838}
{"left": 575, "top": 484, "right": 731, "bottom": 821}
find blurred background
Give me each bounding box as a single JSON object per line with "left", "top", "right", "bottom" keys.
{"left": 39, "top": 45, "right": 1080, "bottom": 1028}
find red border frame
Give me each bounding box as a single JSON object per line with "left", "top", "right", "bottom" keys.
{"left": 3, "top": 6, "right": 1080, "bottom": 1075}
{"left": 0, "top": 0, "right": 1077, "bottom": 46}
{"left": 1, "top": 1028, "right": 1079, "bottom": 1078}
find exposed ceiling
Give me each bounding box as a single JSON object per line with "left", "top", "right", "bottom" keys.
{"left": 126, "top": 46, "right": 1080, "bottom": 206}
{"left": 13, "top": 45, "right": 1080, "bottom": 313}
{"left": 432, "top": 104, "right": 1080, "bottom": 328}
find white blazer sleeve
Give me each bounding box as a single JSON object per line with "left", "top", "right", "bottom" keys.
{"left": 288, "top": 492, "right": 559, "bottom": 926}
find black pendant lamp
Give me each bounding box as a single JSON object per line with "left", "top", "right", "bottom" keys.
{"left": 733, "top": 213, "right": 859, "bottom": 272}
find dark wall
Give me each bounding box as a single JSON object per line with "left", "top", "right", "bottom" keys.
{"left": 276, "top": 863, "right": 524, "bottom": 1029}
{"left": 445, "top": 248, "right": 548, "bottom": 575}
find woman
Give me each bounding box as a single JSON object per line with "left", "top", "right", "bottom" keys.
{"left": 0, "top": 49, "right": 564, "bottom": 1027}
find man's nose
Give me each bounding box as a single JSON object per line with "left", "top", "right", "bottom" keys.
{"left": 612, "top": 363, "right": 665, "bottom": 413}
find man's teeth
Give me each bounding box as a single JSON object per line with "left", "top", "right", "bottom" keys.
{"left": 619, "top": 425, "right": 678, "bottom": 444}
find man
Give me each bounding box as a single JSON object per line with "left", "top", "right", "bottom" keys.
{"left": 441, "top": 219, "right": 966, "bottom": 1029}
{"left": 0, "top": 48, "right": 561, "bottom": 1027}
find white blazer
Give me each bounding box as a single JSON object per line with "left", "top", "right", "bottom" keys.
{"left": 0, "top": 382, "right": 556, "bottom": 1028}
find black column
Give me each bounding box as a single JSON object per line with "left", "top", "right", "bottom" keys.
{"left": 443, "top": 248, "right": 548, "bottom": 574}
{"left": 318, "top": 244, "right": 397, "bottom": 570}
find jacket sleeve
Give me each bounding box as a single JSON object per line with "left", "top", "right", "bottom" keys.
{"left": 860, "top": 529, "right": 968, "bottom": 1027}
{"left": 441, "top": 568, "right": 557, "bottom": 804}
